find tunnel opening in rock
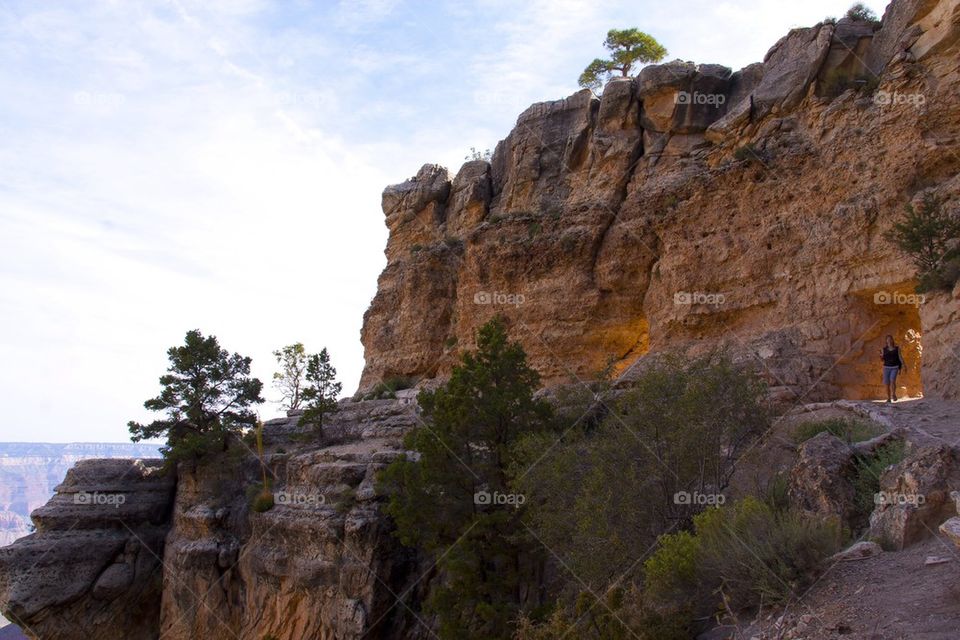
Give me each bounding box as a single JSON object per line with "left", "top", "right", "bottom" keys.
{"left": 835, "top": 285, "right": 923, "bottom": 401}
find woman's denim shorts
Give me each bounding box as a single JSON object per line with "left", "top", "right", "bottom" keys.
{"left": 882, "top": 366, "right": 900, "bottom": 385}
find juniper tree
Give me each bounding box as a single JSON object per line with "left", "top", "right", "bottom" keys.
{"left": 128, "top": 329, "right": 264, "bottom": 462}
{"left": 298, "top": 348, "right": 342, "bottom": 434}
{"left": 378, "top": 317, "right": 554, "bottom": 639}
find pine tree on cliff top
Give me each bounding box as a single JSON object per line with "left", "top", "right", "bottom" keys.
{"left": 578, "top": 28, "right": 667, "bottom": 93}
{"left": 128, "top": 329, "right": 263, "bottom": 463}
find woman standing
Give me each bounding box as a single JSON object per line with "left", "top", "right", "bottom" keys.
{"left": 880, "top": 335, "right": 905, "bottom": 403}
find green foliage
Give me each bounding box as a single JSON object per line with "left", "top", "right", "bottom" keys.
{"left": 885, "top": 194, "right": 960, "bottom": 291}
{"left": 361, "top": 375, "right": 416, "bottom": 400}
{"left": 513, "top": 352, "right": 769, "bottom": 588}
{"left": 378, "top": 317, "right": 554, "bottom": 640}
{"left": 792, "top": 417, "right": 882, "bottom": 444}
{"left": 851, "top": 440, "right": 906, "bottom": 525}
{"left": 846, "top": 2, "right": 879, "bottom": 24}
{"left": 761, "top": 472, "right": 792, "bottom": 514}
{"left": 645, "top": 498, "right": 841, "bottom": 615}
{"left": 272, "top": 343, "right": 307, "bottom": 411}
{"left": 128, "top": 329, "right": 264, "bottom": 464}
{"left": 298, "top": 348, "right": 342, "bottom": 436}
{"left": 250, "top": 488, "right": 275, "bottom": 513}
{"left": 642, "top": 531, "right": 699, "bottom": 604}
{"left": 513, "top": 587, "right": 692, "bottom": 640}
{"left": 578, "top": 28, "right": 667, "bottom": 93}
{"left": 465, "top": 146, "right": 492, "bottom": 162}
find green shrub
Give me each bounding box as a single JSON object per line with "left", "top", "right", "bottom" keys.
{"left": 643, "top": 531, "right": 699, "bottom": 605}
{"left": 512, "top": 352, "right": 769, "bottom": 588}
{"left": 362, "top": 375, "right": 416, "bottom": 400}
{"left": 645, "top": 498, "right": 841, "bottom": 613}
{"left": 793, "top": 417, "right": 882, "bottom": 444}
{"left": 885, "top": 193, "right": 960, "bottom": 292}
{"left": 851, "top": 440, "right": 906, "bottom": 524}
{"left": 513, "top": 588, "right": 691, "bottom": 640}
{"left": 248, "top": 484, "right": 275, "bottom": 513}
{"left": 846, "top": 2, "right": 880, "bottom": 24}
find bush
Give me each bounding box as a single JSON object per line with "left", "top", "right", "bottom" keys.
{"left": 513, "top": 587, "right": 691, "bottom": 640}
{"left": 851, "top": 440, "right": 907, "bottom": 525}
{"left": 793, "top": 417, "right": 882, "bottom": 444}
{"left": 512, "top": 352, "right": 769, "bottom": 588}
{"left": 885, "top": 193, "right": 960, "bottom": 292}
{"left": 846, "top": 2, "right": 879, "bottom": 24}
{"left": 645, "top": 498, "right": 841, "bottom": 613}
{"left": 362, "top": 375, "right": 416, "bottom": 400}
{"left": 247, "top": 483, "right": 275, "bottom": 513}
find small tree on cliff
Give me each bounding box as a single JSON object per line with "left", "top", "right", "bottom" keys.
{"left": 273, "top": 342, "right": 308, "bottom": 411}
{"left": 298, "top": 348, "right": 342, "bottom": 436}
{"left": 578, "top": 28, "right": 667, "bottom": 93}
{"left": 885, "top": 193, "right": 960, "bottom": 291}
{"left": 378, "top": 317, "right": 554, "bottom": 640}
{"left": 129, "top": 330, "right": 264, "bottom": 462}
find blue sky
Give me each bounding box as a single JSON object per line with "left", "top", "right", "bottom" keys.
{"left": 0, "top": 0, "right": 887, "bottom": 442}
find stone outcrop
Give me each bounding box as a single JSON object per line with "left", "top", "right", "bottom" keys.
{"left": 157, "top": 400, "right": 424, "bottom": 640}
{"left": 789, "top": 432, "right": 859, "bottom": 521}
{"left": 0, "top": 459, "right": 175, "bottom": 640}
{"left": 869, "top": 444, "right": 960, "bottom": 549}
{"left": 360, "top": 0, "right": 960, "bottom": 404}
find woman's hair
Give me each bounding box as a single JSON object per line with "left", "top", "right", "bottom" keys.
{"left": 885, "top": 334, "right": 895, "bottom": 344}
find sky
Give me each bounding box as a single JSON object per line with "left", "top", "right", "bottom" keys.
{"left": 0, "top": 0, "right": 888, "bottom": 442}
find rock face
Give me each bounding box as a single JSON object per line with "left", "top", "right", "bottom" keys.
{"left": 0, "top": 459, "right": 175, "bottom": 640}
{"left": 0, "top": 442, "right": 162, "bottom": 546}
{"left": 869, "top": 444, "right": 960, "bottom": 549}
{"left": 361, "top": 1, "right": 960, "bottom": 404}
{"left": 157, "top": 400, "right": 424, "bottom": 640}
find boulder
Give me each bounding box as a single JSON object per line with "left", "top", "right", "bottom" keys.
{"left": 869, "top": 445, "right": 960, "bottom": 549}
{"left": 789, "top": 432, "right": 857, "bottom": 520}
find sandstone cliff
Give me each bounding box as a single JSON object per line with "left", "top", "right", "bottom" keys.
{"left": 360, "top": 0, "right": 960, "bottom": 405}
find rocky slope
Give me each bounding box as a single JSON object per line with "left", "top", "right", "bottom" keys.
{"left": 2, "top": 1, "right": 960, "bottom": 639}
{"left": 360, "top": 0, "right": 960, "bottom": 405}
